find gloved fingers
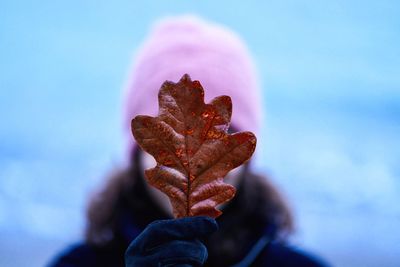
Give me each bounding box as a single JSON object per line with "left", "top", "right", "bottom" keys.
{"left": 126, "top": 239, "right": 208, "bottom": 267}
{"left": 130, "top": 216, "right": 217, "bottom": 252}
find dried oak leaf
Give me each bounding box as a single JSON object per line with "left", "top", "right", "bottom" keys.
{"left": 131, "top": 74, "right": 257, "bottom": 218}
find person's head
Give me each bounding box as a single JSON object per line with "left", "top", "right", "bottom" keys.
{"left": 121, "top": 15, "right": 264, "bottom": 215}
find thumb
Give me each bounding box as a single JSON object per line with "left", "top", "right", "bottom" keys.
{"left": 133, "top": 216, "right": 218, "bottom": 251}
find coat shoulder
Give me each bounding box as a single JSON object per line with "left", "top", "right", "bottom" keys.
{"left": 259, "top": 242, "right": 330, "bottom": 267}
{"left": 48, "top": 242, "right": 125, "bottom": 267}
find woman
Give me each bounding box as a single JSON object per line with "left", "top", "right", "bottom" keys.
{"left": 49, "top": 15, "right": 329, "bottom": 267}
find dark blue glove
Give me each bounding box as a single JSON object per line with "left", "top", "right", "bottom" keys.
{"left": 125, "top": 216, "right": 218, "bottom": 267}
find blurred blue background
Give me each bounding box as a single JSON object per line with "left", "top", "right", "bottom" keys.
{"left": 1, "top": 1, "right": 399, "bottom": 266}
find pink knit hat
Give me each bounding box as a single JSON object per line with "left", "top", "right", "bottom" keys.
{"left": 123, "top": 15, "right": 263, "bottom": 155}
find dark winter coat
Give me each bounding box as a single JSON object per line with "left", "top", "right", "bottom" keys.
{"left": 49, "top": 152, "right": 329, "bottom": 267}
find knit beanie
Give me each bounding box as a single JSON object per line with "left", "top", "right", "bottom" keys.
{"left": 123, "top": 15, "right": 263, "bottom": 156}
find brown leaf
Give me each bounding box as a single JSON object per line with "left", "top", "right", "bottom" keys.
{"left": 131, "top": 74, "right": 257, "bottom": 218}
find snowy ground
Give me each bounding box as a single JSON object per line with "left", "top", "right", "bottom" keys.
{"left": 1, "top": 1, "right": 399, "bottom": 266}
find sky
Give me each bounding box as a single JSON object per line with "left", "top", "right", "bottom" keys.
{"left": 0, "top": 1, "right": 399, "bottom": 266}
